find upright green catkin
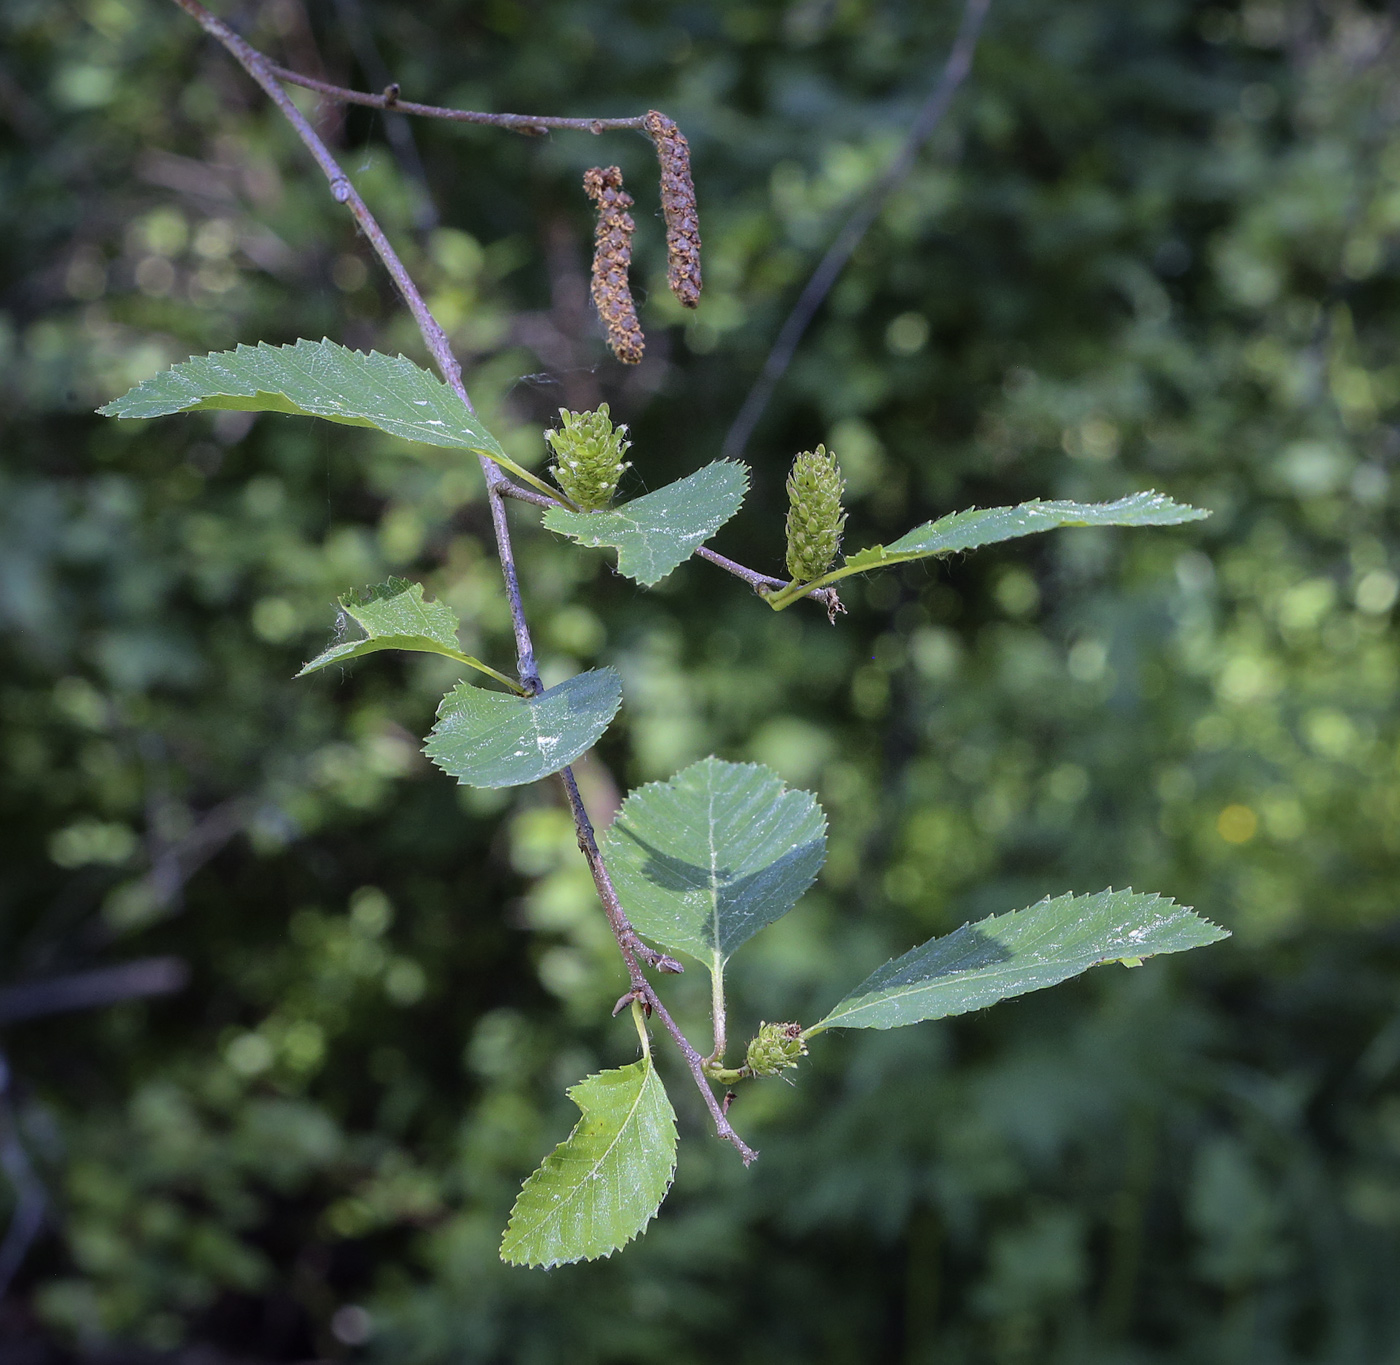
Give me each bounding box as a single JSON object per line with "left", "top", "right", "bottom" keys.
{"left": 784, "top": 445, "right": 847, "bottom": 583}
{"left": 745, "top": 1022, "right": 807, "bottom": 1078}
{"left": 546, "top": 405, "right": 632, "bottom": 511}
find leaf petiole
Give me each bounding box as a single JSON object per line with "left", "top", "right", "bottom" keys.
{"left": 481, "top": 448, "right": 574, "bottom": 506}
{"left": 441, "top": 649, "right": 531, "bottom": 695}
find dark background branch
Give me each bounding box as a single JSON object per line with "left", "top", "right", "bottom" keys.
{"left": 721, "top": 0, "right": 991, "bottom": 460}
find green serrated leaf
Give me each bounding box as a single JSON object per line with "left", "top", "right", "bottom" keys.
{"left": 99, "top": 338, "right": 506, "bottom": 454}
{"left": 500, "top": 1056, "right": 677, "bottom": 1268}
{"left": 846, "top": 493, "right": 1208, "bottom": 571}
{"left": 424, "top": 667, "right": 622, "bottom": 789}
{"left": 768, "top": 493, "right": 1210, "bottom": 608}
{"left": 810, "top": 888, "right": 1228, "bottom": 1034}
{"left": 602, "top": 758, "right": 826, "bottom": 984}
{"left": 296, "top": 577, "right": 519, "bottom": 691}
{"left": 542, "top": 462, "right": 749, "bottom": 586}
{"left": 98, "top": 339, "right": 566, "bottom": 503}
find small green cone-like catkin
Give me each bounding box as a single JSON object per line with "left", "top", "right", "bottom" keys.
{"left": 745, "top": 1021, "right": 807, "bottom": 1078}
{"left": 784, "top": 444, "right": 846, "bottom": 583}
{"left": 545, "top": 404, "right": 632, "bottom": 511}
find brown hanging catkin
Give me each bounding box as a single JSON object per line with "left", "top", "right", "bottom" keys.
{"left": 583, "top": 165, "right": 645, "bottom": 365}
{"left": 644, "top": 110, "right": 702, "bottom": 309}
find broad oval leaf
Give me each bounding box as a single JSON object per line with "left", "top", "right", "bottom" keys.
{"left": 542, "top": 461, "right": 749, "bottom": 586}
{"left": 810, "top": 888, "right": 1228, "bottom": 1033}
{"left": 297, "top": 578, "right": 514, "bottom": 688}
{"left": 842, "top": 493, "right": 1209, "bottom": 576}
{"left": 500, "top": 1056, "right": 677, "bottom": 1268}
{"left": 602, "top": 757, "right": 826, "bottom": 976}
{"left": 424, "top": 667, "right": 622, "bottom": 788}
{"left": 99, "top": 338, "right": 506, "bottom": 457}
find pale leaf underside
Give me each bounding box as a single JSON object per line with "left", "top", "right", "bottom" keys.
{"left": 812, "top": 888, "right": 1228, "bottom": 1033}
{"left": 500, "top": 1057, "right": 677, "bottom": 1268}
{"left": 424, "top": 667, "right": 622, "bottom": 789}
{"left": 543, "top": 461, "right": 749, "bottom": 586}
{"left": 602, "top": 756, "right": 827, "bottom": 976}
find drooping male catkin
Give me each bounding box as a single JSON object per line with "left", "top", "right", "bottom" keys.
{"left": 545, "top": 404, "right": 632, "bottom": 511}
{"left": 643, "top": 110, "right": 702, "bottom": 309}
{"left": 583, "top": 166, "right": 645, "bottom": 364}
{"left": 784, "top": 444, "right": 847, "bottom": 583}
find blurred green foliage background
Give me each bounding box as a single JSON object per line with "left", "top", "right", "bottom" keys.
{"left": 3, "top": 0, "right": 1400, "bottom": 1359}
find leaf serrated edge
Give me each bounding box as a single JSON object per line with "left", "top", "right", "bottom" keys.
{"left": 806, "top": 891, "right": 1229, "bottom": 1035}
{"left": 765, "top": 493, "right": 1211, "bottom": 609}
{"left": 98, "top": 338, "right": 565, "bottom": 504}
{"left": 295, "top": 577, "right": 526, "bottom": 692}
{"left": 499, "top": 1059, "right": 677, "bottom": 1268}
{"left": 542, "top": 461, "right": 750, "bottom": 585}
{"left": 602, "top": 755, "right": 829, "bottom": 968}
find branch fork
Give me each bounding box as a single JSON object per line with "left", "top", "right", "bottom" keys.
{"left": 170, "top": 0, "right": 770, "bottom": 1162}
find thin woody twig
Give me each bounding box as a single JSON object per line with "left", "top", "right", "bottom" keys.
{"left": 169, "top": 0, "right": 539, "bottom": 669}
{"left": 558, "top": 767, "right": 682, "bottom": 981}
{"left": 172, "top": 0, "right": 755, "bottom": 1158}
{"left": 694, "top": 546, "right": 844, "bottom": 618}
{"left": 645, "top": 986, "right": 756, "bottom": 1165}
{"left": 722, "top": 0, "right": 991, "bottom": 460}
{"left": 492, "top": 478, "right": 841, "bottom": 613}
{"left": 559, "top": 769, "right": 757, "bottom": 1164}
{"left": 329, "top": 0, "right": 438, "bottom": 230}
{"left": 268, "top": 62, "right": 648, "bottom": 136}
{"left": 488, "top": 486, "right": 542, "bottom": 693}
{"left": 495, "top": 478, "right": 561, "bottom": 511}
{"left": 170, "top": 1, "right": 475, "bottom": 414}
{"left": 0, "top": 1053, "right": 47, "bottom": 1296}
{"left": 0, "top": 959, "right": 189, "bottom": 1026}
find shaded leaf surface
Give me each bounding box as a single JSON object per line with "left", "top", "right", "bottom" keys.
{"left": 500, "top": 1057, "right": 677, "bottom": 1268}
{"left": 424, "top": 668, "right": 621, "bottom": 788}
{"left": 812, "top": 889, "right": 1228, "bottom": 1032}
{"left": 602, "top": 757, "right": 826, "bottom": 973}
{"left": 99, "top": 338, "right": 506, "bottom": 456}
{"left": 543, "top": 462, "right": 748, "bottom": 585}
{"left": 297, "top": 578, "right": 470, "bottom": 676}
{"left": 842, "top": 493, "right": 1209, "bottom": 575}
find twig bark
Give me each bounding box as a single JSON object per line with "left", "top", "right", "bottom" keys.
{"left": 0, "top": 1053, "right": 47, "bottom": 1296}
{"left": 488, "top": 487, "right": 542, "bottom": 693}
{"left": 268, "top": 63, "right": 648, "bottom": 136}
{"left": 560, "top": 770, "right": 757, "bottom": 1164}
{"left": 329, "top": 0, "right": 439, "bottom": 230}
{"left": 170, "top": 0, "right": 756, "bottom": 1159}
{"left": 0, "top": 958, "right": 190, "bottom": 1026}
{"left": 558, "top": 767, "right": 682, "bottom": 981}
{"left": 492, "top": 478, "right": 842, "bottom": 615}
{"left": 169, "top": 1, "right": 544, "bottom": 675}
{"left": 721, "top": 0, "right": 991, "bottom": 460}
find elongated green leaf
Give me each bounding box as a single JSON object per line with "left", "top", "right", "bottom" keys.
{"left": 500, "top": 1056, "right": 677, "bottom": 1268}
{"left": 810, "top": 889, "right": 1227, "bottom": 1033}
{"left": 296, "top": 578, "right": 518, "bottom": 692}
{"left": 542, "top": 462, "right": 748, "bottom": 586}
{"left": 99, "top": 338, "right": 508, "bottom": 456}
{"left": 843, "top": 493, "right": 1209, "bottom": 574}
{"left": 602, "top": 758, "right": 826, "bottom": 983}
{"left": 424, "top": 667, "right": 621, "bottom": 788}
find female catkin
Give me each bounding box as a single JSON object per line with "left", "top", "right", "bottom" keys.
{"left": 644, "top": 110, "right": 702, "bottom": 309}
{"left": 583, "top": 166, "right": 645, "bottom": 364}
{"left": 785, "top": 445, "right": 847, "bottom": 583}
{"left": 545, "top": 405, "right": 631, "bottom": 511}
